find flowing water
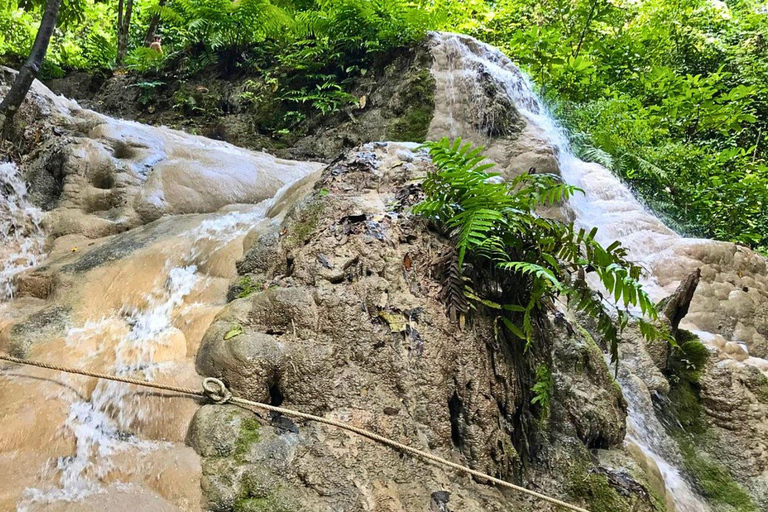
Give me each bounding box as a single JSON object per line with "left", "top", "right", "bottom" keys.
{"left": 0, "top": 163, "right": 45, "bottom": 300}
{"left": 2, "top": 32, "right": 767, "bottom": 511}
{"left": 427, "top": 31, "right": 732, "bottom": 511}
{"left": 0, "top": 85, "right": 321, "bottom": 510}
{"left": 13, "top": 184, "right": 310, "bottom": 511}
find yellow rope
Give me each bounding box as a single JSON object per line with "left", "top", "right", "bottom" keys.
{"left": 0, "top": 353, "right": 589, "bottom": 512}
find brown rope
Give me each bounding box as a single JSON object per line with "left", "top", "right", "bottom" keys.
{"left": 0, "top": 353, "right": 589, "bottom": 512}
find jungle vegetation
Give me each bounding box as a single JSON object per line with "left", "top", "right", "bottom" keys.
{"left": 3, "top": 0, "right": 765, "bottom": 252}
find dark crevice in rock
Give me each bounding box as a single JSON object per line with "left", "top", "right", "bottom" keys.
{"left": 269, "top": 382, "right": 285, "bottom": 407}
{"left": 448, "top": 390, "right": 465, "bottom": 449}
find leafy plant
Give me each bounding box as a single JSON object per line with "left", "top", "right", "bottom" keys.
{"left": 128, "top": 80, "right": 165, "bottom": 106}
{"left": 125, "top": 46, "right": 164, "bottom": 72}
{"left": 531, "top": 363, "right": 554, "bottom": 419}
{"left": 415, "top": 138, "right": 667, "bottom": 366}
{"left": 432, "top": 0, "right": 768, "bottom": 253}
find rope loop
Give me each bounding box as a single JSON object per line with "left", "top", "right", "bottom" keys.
{"left": 202, "top": 377, "right": 232, "bottom": 404}
{"left": 0, "top": 353, "right": 589, "bottom": 511}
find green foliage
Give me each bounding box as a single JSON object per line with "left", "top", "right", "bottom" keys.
{"left": 126, "top": 46, "right": 164, "bottom": 72}
{"left": 148, "top": 0, "right": 431, "bottom": 121}
{"left": 531, "top": 363, "right": 553, "bottom": 419}
{"left": 128, "top": 79, "right": 164, "bottom": 105}
{"left": 436, "top": 0, "right": 768, "bottom": 252}
{"left": 1, "top": 0, "right": 116, "bottom": 72}
{"left": 415, "top": 138, "right": 666, "bottom": 366}
{"left": 1, "top": 0, "right": 431, "bottom": 132}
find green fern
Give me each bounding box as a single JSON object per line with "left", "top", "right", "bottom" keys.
{"left": 416, "top": 138, "right": 669, "bottom": 368}
{"left": 531, "top": 363, "right": 554, "bottom": 420}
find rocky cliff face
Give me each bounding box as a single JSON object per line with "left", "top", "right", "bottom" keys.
{"left": 2, "top": 31, "right": 768, "bottom": 512}
{"left": 45, "top": 44, "right": 437, "bottom": 163}
{"left": 190, "top": 142, "right": 656, "bottom": 512}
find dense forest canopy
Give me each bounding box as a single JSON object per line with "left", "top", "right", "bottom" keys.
{"left": 1, "top": 0, "right": 767, "bottom": 252}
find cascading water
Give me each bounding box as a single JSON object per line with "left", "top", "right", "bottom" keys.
{"left": 428, "top": 31, "right": 716, "bottom": 511}
{"left": 12, "top": 178, "right": 312, "bottom": 511}
{"left": 0, "top": 77, "right": 321, "bottom": 510}
{"left": 0, "top": 163, "right": 45, "bottom": 300}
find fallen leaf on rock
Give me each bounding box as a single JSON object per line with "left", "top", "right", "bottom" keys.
{"left": 224, "top": 324, "right": 244, "bottom": 340}
{"left": 379, "top": 312, "right": 407, "bottom": 333}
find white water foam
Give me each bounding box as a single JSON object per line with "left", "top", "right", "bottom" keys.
{"left": 429, "top": 31, "right": 711, "bottom": 511}
{"left": 0, "top": 163, "right": 45, "bottom": 300}
{"left": 18, "top": 170, "right": 311, "bottom": 510}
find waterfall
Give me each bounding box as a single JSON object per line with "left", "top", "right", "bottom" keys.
{"left": 14, "top": 176, "right": 311, "bottom": 510}
{"left": 0, "top": 163, "right": 45, "bottom": 301}
{"left": 0, "top": 73, "right": 321, "bottom": 508}
{"left": 428, "top": 31, "right": 714, "bottom": 511}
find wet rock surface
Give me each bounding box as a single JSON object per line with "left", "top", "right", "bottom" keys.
{"left": 1, "top": 67, "right": 323, "bottom": 240}
{"left": 3, "top": 30, "right": 768, "bottom": 512}
{"left": 190, "top": 142, "right": 655, "bottom": 512}
{"left": 0, "top": 69, "right": 321, "bottom": 512}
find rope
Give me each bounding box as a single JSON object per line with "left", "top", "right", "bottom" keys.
{"left": 0, "top": 353, "right": 589, "bottom": 512}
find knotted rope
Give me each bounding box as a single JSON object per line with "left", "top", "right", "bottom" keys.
{"left": 0, "top": 353, "right": 589, "bottom": 512}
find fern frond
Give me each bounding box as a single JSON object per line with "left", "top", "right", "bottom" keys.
{"left": 415, "top": 137, "right": 662, "bottom": 366}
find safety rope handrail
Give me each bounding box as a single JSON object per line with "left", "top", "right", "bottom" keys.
{"left": 0, "top": 353, "right": 589, "bottom": 512}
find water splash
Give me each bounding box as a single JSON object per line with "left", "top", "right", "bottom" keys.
{"left": 0, "top": 163, "right": 45, "bottom": 300}
{"left": 17, "top": 169, "right": 310, "bottom": 510}
{"left": 18, "top": 266, "right": 197, "bottom": 508}
{"left": 429, "top": 31, "right": 711, "bottom": 511}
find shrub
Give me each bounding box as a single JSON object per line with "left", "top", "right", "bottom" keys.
{"left": 415, "top": 138, "right": 666, "bottom": 366}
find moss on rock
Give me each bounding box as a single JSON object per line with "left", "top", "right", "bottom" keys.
{"left": 566, "top": 465, "right": 638, "bottom": 512}
{"left": 664, "top": 335, "right": 758, "bottom": 511}
{"left": 233, "top": 417, "right": 261, "bottom": 462}
{"left": 386, "top": 69, "right": 435, "bottom": 142}
{"left": 283, "top": 196, "right": 329, "bottom": 251}
{"left": 675, "top": 436, "right": 757, "bottom": 511}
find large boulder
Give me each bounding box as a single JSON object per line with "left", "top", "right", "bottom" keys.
{"left": 190, "top": 142, "right": 656, "bottom": 512}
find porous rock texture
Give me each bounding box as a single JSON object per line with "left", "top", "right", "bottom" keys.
{"left": 191, "top": 142, "right": 656, "bottom": 512}
{"left": 1, "top": 66, "right": 321, "bottom": 240}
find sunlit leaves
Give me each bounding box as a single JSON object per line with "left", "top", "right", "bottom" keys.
{"left": 417, "top": 138, "right": 665, "bottom": 368}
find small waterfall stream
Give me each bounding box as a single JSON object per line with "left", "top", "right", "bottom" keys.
{"left": 18, "top": 187, "right": 300, "bottom": 512}
{"left": 11, "top": 179, "right": 312, "bottom": 511}
{"left": 0, "top": 163, "right": 45, "bottom": 300}
{"left": 2, "top": 31, "right": 765, "bottom": 511}
{"left": 428, "top": 31, "right": 712, "bottom": 511}
{"left": 0, "top": 81, "right": 320, "bottom": 509}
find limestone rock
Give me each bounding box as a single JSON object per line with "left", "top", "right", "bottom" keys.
{"left": 193, "top": 142, "right": 652, "bottom": 512}
{"left": 1, "top": 66, "right": 324, "bottom": 240}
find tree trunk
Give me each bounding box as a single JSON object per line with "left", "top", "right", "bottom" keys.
{"left": 143, "top": 0, "right": 167, "bottom": 47}
{"left": 116, "top": 0, "right": 124, "bottom": 65}
{"left": 116, "top": 0, "right": 134, "bottom": 66}
{"left": 0, "top": 0, "right": 63, "bottom": 139}
{"left": 573, "top": 0, "right": 600, "bottom": 58}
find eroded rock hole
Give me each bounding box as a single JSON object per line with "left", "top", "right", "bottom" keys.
{"left": 448, "top": 390, "right": 464, "bottom": 448}
{"left": 286, "top": 256, "right": 295, "bottom": 277}
{"left": 91, "top": 172, "right": 115, "bottom": 190}
{"left": 269, "top": 383, "right": 284, "bottom": 407}
{"left": 112, "top": 141, "right": 138, "bottom": 160}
